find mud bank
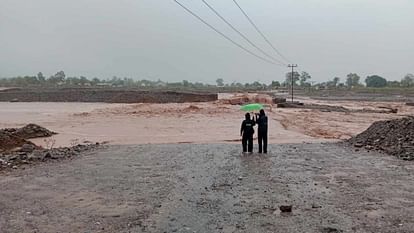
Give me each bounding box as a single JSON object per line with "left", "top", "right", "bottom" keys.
{"left": 0, "top": 88, "right": 217, "bottom": 103}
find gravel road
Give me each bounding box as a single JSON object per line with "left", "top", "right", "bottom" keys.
{"left": 1, "top": 143, "right": 414, "bottom": 233}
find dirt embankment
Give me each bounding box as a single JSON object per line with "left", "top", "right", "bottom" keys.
{"left": 277, "top": 102, "right": 398, "bottom": 114}
{"left": 0, "top": 88, "right": 218, "bottom": 103}
{"left": 308, "top": 89, "right": 414, "bottom": 102}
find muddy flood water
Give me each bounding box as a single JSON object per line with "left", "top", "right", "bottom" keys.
{"left": 1, "top": 97, "right": 414, "bottom": 147}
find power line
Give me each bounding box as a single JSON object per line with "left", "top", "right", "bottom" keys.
{"left": 173, "top": 0, "right": 284, "bottom": 67}
{"left": 232, "top": 0, "right": 292, "bottom": 64}
{"left": 201, "top": 0, "right": 286, "bottom": 66}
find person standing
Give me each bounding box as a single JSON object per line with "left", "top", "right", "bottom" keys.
{"left": 240, "top": 113, "right": 255, "bottom": 153}
{"left": 255, "top": 109, "right": 268, "bottom": 153}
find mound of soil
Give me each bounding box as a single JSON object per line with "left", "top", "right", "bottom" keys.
{"left": 348, "top": 117, "right": 414, "bottom": 160}
{"left": 6, "top": 124, "right": 56, "bottom": 139}
{"left": 0, "top": 133, "right": 34, "bottom": 152}
{"left": 0, "top": 124, "right": 56, "bottom": 152}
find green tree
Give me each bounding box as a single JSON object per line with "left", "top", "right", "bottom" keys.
{"left": 299, "top": 72, "right": 312, "bottom": 87}
{"left": 332, "top": 77, "right": 340, "bottom": 87}
{"left": 79, "top": 76, "right": 90, "bottom": 86}
{"left": 387, "top": 80, "right": 401, "bottom": 87}
{"left": 216, "top": 78, "right": 224, "bottom": 87}
{"left": 91, "top": 77, "right": 101, "bottom": 85}
{"left": 270, "top": 80, "right": 281, "bottom": 88}
{"left": 401, "top": 74, "right": 414, "bottom": 87}
{"left": 23, "top": 76, "right": 39, "bottom": 85}
{"left": 326, "top": 81, "right": 336, "bottom": 89}
{"left": 65, "top": 77, "right": 80, "bottom": 85}
{"left": 365, "top": 75, "right": 387, "bottom": 88}
{"left": 182, "top": 80, "right": 190, "bottom": 87}
{"left": 346, "top": 73, "right": 361, "bottom": 88}
{"left": 285, "top": 72, "right": 300, "bottom": 86}
{"left": 252, "top": 81, "right": 265, "bottom": 89}
{"left": 37, "top": 72, "right": 45, "bottom": 83}
{"left": 48, "top": 71, "right": 66, "bottom": 85}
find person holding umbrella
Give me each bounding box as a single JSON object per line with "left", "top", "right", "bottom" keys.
{"left": 240, "top": 103, "right": 262, "bottom": 153}
{"left": 240, "top": 112, "right": 255, "bottom": 153}
{"left": 255, "top": 109, "right": 268, "bottom": 154}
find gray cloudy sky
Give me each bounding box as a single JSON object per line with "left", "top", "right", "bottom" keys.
{"left": 0, "top": 0, "right": 413, "bottom": 84}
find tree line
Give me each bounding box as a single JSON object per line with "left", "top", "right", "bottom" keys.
{"left": 1, "top": 71, "right": 413, "bottom": 90}
{"left": 282, "top": 72, "right": 414, "bottom": 89}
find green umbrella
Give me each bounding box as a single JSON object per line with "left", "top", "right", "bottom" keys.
{"left": 240, "top": 103, "right": 264, "bottom": 112}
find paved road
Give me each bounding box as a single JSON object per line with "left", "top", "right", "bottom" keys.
{"left": 1, "top": 143, "right": 414, "bottom": 233}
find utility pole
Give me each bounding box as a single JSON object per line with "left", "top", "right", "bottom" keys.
{"left": 288, "top": 64, "right": 298, "bottom": 102}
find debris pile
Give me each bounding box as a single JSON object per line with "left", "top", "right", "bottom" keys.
{"left": 12, "top": 123, "right": 56, "bottom": 139}
{"left": 348, "top": 117, "right": 414, "bottom": 160}
{"left": 219, "top": 94, "right": 272, "bottom": 105}
{"left": 0, "top": 144, "right": 100, "bottom": 170}
{"left": 0, "top": 124, "right": 56, "bottom": 152}
{"left": 272, "top": 97, "right": 286, "bottom": 104}
{"left": 0, "top": 132, "right": 35, "bottom": 152}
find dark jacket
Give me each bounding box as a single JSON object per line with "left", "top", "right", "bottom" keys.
{"left": 256, "top": 114, "right": 268, "bottom": 133}
{"left": 241, "top": 119, "right": 255, "bottom": 137}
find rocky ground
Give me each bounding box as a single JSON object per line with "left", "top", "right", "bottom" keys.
{"left": 0, "top": 144, "right": 101, "bottom": 170}
{"left": 1, "top": 143, "right": 413, "bottom": 233}
{"left": 349, "top": 117, "right": 414, "bottom": 160}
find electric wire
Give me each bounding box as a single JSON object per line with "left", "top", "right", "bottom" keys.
{"left": 232, "top": 0, "right": 292, "bottom": 64}
{"left": 201, "top": 0, "right": 286, "bottom": 66}
{"left": 173, "top": 0, "right": 284, "bottom": 66}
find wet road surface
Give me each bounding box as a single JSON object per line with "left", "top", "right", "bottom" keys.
{"left": 1, "top": 143, "right": 414, "bottom": 233}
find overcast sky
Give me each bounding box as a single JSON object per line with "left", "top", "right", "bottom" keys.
{"left": 0, "top": 0, "right": 413, "bottom": 84}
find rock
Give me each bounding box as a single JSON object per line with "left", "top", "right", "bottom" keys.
{"left": 43, "top": 151, "right": 52, "bottom": 159}
{"left": 365, "top": 145, "right": 374, "bottom": 150}
{"left": 48, "top": 151, "right": 65, "bottom": 159}
{"left": 279, "top": 205, "right": 293, "bottom": 213}
{"left": 20, "top": 144, "right": 36, "bottom": 153}
{"left": 28, "top": 150, "right": 46, "bottom": 161}
{"left": 18, "top": 152, "right": 28, "bottom": 160}
{"left": 7, "top": 154, "right": 19, "bottom": 161}
{"left": 321, "top": 227, "right": 343, "bottom": 233}
{"left": 312, "top": 203, "right": 322, "bottom": 208}
{"left": 354, "top": 143, "right": 363, "bottom": 148}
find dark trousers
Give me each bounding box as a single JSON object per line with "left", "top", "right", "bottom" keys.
{"left": 242, "top": 135, "right": 253, "bottom": 152}
{"left": 258, "top": 132, "right": 268, "bottom": 153}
